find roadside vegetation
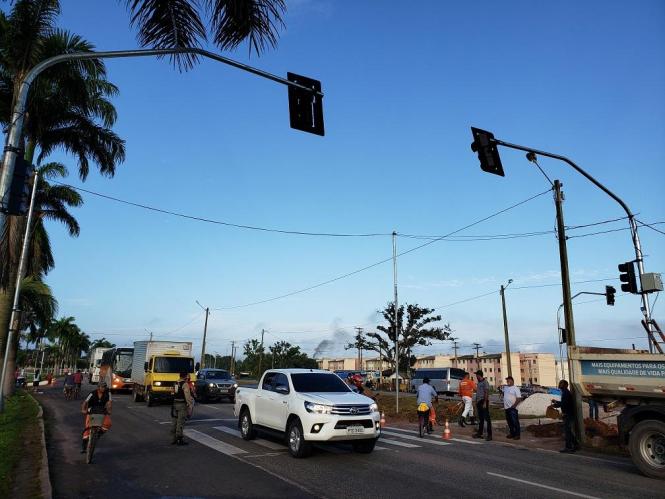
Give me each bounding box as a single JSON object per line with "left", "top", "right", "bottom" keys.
{"left": 0, "top": 390, "right": 41, "bottom": 498}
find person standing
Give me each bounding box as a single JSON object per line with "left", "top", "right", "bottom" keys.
{"left": 552, "top": 379, "right": 578, "bottom": 453}
{"left": 171, "top": 372, "right": 194, "bottom": 445}
{"left": 587, "top": 398, "right": 599, "bottom": 421}
{"left": 458, "top": 372, "right": 476, "bottom": 427}
{"left": 502, "top": 376, "right": 522, "bottom": 440}
{"left": 472, "top": 369, "right": 492, "bottom": 441}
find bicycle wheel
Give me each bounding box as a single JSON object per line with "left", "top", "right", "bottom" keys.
{"left": 86, "top": 429, "right": 98, "bottom": 464}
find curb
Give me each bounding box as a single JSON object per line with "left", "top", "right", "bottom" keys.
{"left": 34, "top": 402, "right": 53, "bottom": 499}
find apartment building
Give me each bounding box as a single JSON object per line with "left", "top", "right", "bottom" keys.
{"left": 412, "top": 354, "right": 453, "bottom": 369}
{"left": 520, "top": 353, "right": 557, "bottom": 387}
{"left": 316, "top": 357, "right": 359, "bottom": 371}
{"left": 454, "top": 353, "right": 522, "bottom": 388}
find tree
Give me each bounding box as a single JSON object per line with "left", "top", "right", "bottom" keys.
{"left": 125, "top": 0, "right": 287, "bottom": 70}
{"left": 268, "top": 341, "right": 317, "bottom": 370}
{"left": 242, "top": 339, "right": 265, "bottom": 378}
{"left": 366, "top": 302, "right": 451, "bottom": 374}
{"left": 90, "top": 338, "right": 115, "bottom": 349}
{"left": 345, "top": 329, "right": 373, "bottom": 368}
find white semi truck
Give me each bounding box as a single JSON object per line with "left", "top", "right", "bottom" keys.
{"left": 87, "top": 347, "right": 111, "bottom": 384}
{"left": 570, "top": 346, "right": 665, "bottom": 479}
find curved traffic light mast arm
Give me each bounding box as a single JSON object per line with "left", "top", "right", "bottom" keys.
{"left": 0, "top": 47, "right": 323, "bottom": 225}
{"left": 494, "top": 138, "right": 653, "bottom": 350}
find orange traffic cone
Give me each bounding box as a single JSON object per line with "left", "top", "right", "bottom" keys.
{"left": 380, "top": 412, "right": 386, "bottom": 428}
{"left": 442, "top": 419, "right": 452, "bottom": 440}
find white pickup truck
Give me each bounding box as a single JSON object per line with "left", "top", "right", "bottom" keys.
{"left": 234, "top": 368, "right": 381, "bottom": 457}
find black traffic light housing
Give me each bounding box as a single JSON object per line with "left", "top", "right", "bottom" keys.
{"left": 470, "top": 127, "right": 505, "bottom": 177}
{"left": 4, "top": 155, "right": 33, "bottom": 216}
{"left": 559, "top": 328, "right": 567, "bottom": 344}
{"left": 618, "top": 261, "right": 638, "bottom": 294}
{"left": 287, "top": 72, "right": 324, "bottom": 136}
{"left": 605, "top": 285, "right": 616, "bottom": 306}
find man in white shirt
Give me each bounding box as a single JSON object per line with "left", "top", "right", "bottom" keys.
{"left": 502, "top": 376, "right": 522, "bottom": 440}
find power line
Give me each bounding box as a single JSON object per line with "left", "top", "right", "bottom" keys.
{"left": 215, "top": 189, "right": 552, "bottom": 310}
{"left": 53, "top": 181, "right": 391, "bottom": 238}
{"left": 637, "top": 219, "right": 665, "bottom": 236}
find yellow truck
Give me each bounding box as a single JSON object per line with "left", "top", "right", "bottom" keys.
{"left": 130, "top": 340, "right": 195, "bottom": 406}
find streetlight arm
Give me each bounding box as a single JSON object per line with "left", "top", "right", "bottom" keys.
{"left": 495, "top": 139, "right": 634, "bottom": 220}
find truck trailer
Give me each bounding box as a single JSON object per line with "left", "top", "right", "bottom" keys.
{"left": 87, "top": 347, "right": 111, "bottom": 384}
{"left": 569, "top": 346, "right": 665, "bottom": 479}
{"left": 131, "top": 340, "right": 195, "bottom": 406}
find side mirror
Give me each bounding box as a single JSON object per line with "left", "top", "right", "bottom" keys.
{"left": 144, "top": 362, "right": 149, "bottom": 372}
{"left": 275, "top": 385, "right": 289, "bottom": 395}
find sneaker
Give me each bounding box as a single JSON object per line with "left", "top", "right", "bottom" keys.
{"left": 472, "top": 433, "right": 483, "bottom": 439}
{"left": 176, "top": 439, "right": 188, "bottom": 446}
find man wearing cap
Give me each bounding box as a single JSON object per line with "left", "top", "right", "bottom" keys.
{"left": 472, "top": 369, "right": 492, "bottom": 441}
{"left": 171, "top": 371, "right": 194, "bottom": 445}
{"left": 502, "top": 376, "right": 522, "bottom": 440}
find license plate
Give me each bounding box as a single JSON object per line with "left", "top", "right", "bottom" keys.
{"left": 219, "top": 389, "right": 228, "bottom": 393}
{"left": 346, "top": 426, "right": 364, "bottom": 434}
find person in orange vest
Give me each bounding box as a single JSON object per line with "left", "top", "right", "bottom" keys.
{"left": 458, "top": 372, "right": 476, "bottom": 427}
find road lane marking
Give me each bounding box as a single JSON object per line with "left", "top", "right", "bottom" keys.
{"left": 486, "top": 472, "right": 601, "bottom": 498}
{"left": 381, "top": 430, "right": 451, "bottom": 445}
{"left": 379, "top": 438, "right": 421, "bottom": 448}
{"left": 383, "top": 427, "right": 482, "bottom": 445}
{"left": 184, "top": 429, "right": 247, "bottom": 455}
{"left": 213, "top": 426, "right": 287, "bottom": 450}
{"left": 374, "top": 445, "right": 388, "bottom": 450}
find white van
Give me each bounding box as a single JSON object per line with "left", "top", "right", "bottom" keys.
{"left": 410, "top": 368, "right": 467, "bottom": 396}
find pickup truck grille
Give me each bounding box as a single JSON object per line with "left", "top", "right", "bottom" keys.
{"left": 334, "top": 419, "right": 374, "bottom": 429}
{"left": 331, "top": 404, "right": 371, "bottom": 416}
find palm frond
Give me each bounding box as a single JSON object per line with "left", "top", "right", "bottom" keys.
{"left": 6, "top": 0, "right": 60, "bottom": 74}
{"left": 207, "top": 0, "right": 285, "bottom": 56}
{"left": 126, "top": 0, "right": 207, "bottom": 70}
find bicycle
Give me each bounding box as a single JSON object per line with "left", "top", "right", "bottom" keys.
{"left": 74, "top": 384, "right": 81, "bottom": 399}
{"left": 85, "top": 414, "right": 105, "bottom": 464}
{"left": 417, "top": 403, "right": 432, "bottom": 438}
{"left": 64, "top": 385, "right": 73, "bottom": 400}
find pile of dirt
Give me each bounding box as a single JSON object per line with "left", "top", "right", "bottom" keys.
{"left": 585, "top": 418, "right": 618, "bottom": 437}
{"left": 526, "top": 422, "right": 563, "bottom": 438}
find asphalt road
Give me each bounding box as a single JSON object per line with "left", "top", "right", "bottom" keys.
{"left": 36, "top": 382, "right": 663, "bottom": 499}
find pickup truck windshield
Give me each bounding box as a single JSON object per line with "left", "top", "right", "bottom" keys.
{"left": 291, "top": 373, "right": 351, "bottom": 393}
{"left": 154, "top": 357, "right": 194, "bottom": 374}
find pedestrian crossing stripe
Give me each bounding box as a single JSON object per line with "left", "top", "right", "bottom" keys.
{"left": 383, "top": 426, "right": 482, "bottom": 445}
{"left": 214, "top": 426, "right": 286, "bottom": 450}
{"left": 184, "top": 429, "right": 247, "bottom": 455}
{"left": 381, "top": 430, "right": 452, "bottom": 445}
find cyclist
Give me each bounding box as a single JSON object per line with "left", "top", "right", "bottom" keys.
{"left": 80, "top": 381, "right": 112, "bottom": 453}
{"left": 73, "top": 370, "right": 83, "bottom": 398}
{"left": 63, "top": 371, "right": 75, "bottom": 399}
{"left": 416, "top": 377, "right": 438, "bottom": 434}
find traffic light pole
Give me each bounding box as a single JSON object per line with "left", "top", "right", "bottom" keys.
{"left": 493, "top": 139, "right": 655, "bottom": 353}
{"left": 0, "top": 47, "right": 323, "bottom": 246}
{"left": 392, "top": 231, "right": 399, "bottom": 413}
{"left": 0, "top": 170, "right": 38, "bottom": 413}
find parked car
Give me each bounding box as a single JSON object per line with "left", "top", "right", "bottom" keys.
{"left": 195, "top": 368, "right": 238, "bottom": 403}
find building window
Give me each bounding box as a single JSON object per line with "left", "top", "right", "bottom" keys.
{"left": 534, "top": 378, "right": 538, "bottom": 383}
{"left": 490, "top": 368, "right": 493, "bottom": 373}
{"left": 490, "top": 377, "right": 493, "bottom": 382}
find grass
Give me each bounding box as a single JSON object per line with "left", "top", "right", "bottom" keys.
{"left": 0, "top": 390, "right": 41, "bottom": 498}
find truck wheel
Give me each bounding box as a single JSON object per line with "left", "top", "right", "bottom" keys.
{"left": 133, "top": 388, "right": 144, "bottom": 403}
{"left": 287, "top": 419, "right": 311, "bottom": 458}
{"left": 146, "top": 389, "right": 154, "bottom": 407}
{"left": 352, "top": 438, "right": 378, "bottom": 454}
{"left": 239, "top": 409, "right": 256, "bottom": 440}
{"left": 629, "top": 419, "right": 665, "bottom": 479}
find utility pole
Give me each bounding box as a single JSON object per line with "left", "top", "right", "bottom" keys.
{"left": 449, "top": 337, "right": 459, "bottom": 367}
{"left": 392, "top": 231, "right": 400, "bottom": 412}
{"left": 196, "top": 303, "right": 210, "bottom": 369}
{"left": 258, "top": 329, "right": 265, "bottom": 377}
{"left": 472, "top": 343, "right": 483, "bottom": 372}
{"left": 230, "top": 341, "right": 236, "bottom": 375}
{"left": 355, "top": 327, "right": 364, "bottom": 370}
{"left": 500, "top": 279, "right": 514, "bottom": 377}
{"left": 553, "top": 179, "right": 584, "bottom": 444}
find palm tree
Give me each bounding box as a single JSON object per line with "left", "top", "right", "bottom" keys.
{"left": 125, "top": 0, "right": 287, "bottom": 69}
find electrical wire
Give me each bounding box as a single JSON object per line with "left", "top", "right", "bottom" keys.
{"left": 52, "top": 180, "right": 391, "bottom": 238}
{"left": 637, "top": 219, "right": 665, "bottom": 236}
{"left": 214, "top": 189, "right": 552, "bottom": 310}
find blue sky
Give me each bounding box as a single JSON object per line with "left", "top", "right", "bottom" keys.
{"left": 11, "top": 0, "right": 665, "bottom": 360}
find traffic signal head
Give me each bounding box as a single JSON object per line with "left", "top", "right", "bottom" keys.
{"left": 559, "top": 327, "right": 567, "bottom": 344}
{"left": 605, "top": 285, "right": 616, "bottom": 306}
{"left": 618, "top": 261, "right": 638, "bottom": 294}
{"left": 287, "top": 72, "right": 324, "bottom": 136}
{"left": 470, "top": 127, "right": 505, "bottom": 177}
{"left": 5, "top": 156, "right": 33, "bottom": 216}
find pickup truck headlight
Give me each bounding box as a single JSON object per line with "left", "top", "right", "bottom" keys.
{"left": 304, "top": 401, "right": 332, "bottom": 414}
{"left": 370, "top": 403, "right": 379, "bottom": 413}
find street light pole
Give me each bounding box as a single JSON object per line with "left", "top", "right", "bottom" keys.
{"left": 258, "top": 329, "right": 265, "bottom": 377}
{"left": 392, "top": 231, "right": 400, "bottom": 413}
{"left": 500, "top": 279, "right": 513, "bottom": 378}
{"left": 0, "top": 47, "right": 324, "bottom": 249}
